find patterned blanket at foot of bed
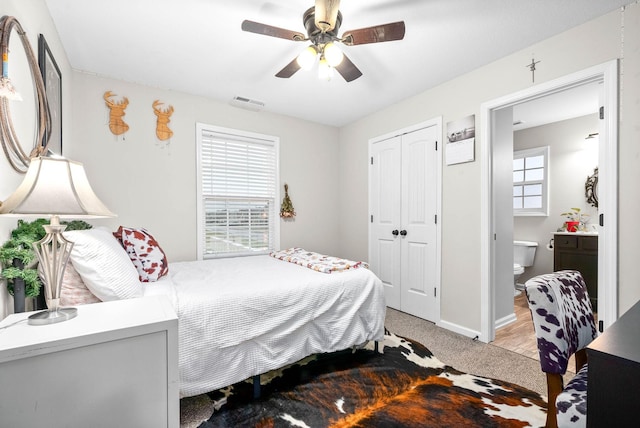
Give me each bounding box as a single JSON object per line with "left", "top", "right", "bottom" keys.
{"left": 270, "top": 247, "right": 369, "bottom": 273}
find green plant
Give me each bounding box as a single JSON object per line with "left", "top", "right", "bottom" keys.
{"left": 0, "top": 219, "right": 93, "bottom": 297}
{"left": 561, "top": 207, "right": 589, "bottom": 223}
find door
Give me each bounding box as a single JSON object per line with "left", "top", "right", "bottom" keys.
{"left": 492, "top": 107, "right": 515, "bottom": 324}
{"left": 370, "top": 136, "right": 402, "bottom": 308}
{"left": 369, "top": 125, "right": 439, "bottom": 321}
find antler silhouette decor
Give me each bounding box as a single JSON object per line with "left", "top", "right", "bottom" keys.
{"left": 152, "top": 100, "right": 174, "bottom": 141}
{"left": 103, "top": 91, "right": 129, "bottom": 135}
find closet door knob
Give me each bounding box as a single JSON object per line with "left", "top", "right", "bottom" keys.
{"left": 400, "top": 230, "right": 407, "bottom": 236}
{"left": 392, "top": 229, "right": 399, "bottom": 236}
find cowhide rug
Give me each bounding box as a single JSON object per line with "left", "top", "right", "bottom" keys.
{"left": 180, "top": 332, "right": 547, "bottom": 427}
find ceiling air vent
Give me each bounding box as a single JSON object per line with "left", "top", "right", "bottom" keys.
{"left": 230, "top": 96, "right": 265, "bottom": 112}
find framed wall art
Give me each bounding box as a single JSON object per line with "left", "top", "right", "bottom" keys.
{"left": 38, "top": 34, "right": 62, "bottom": 155}
{"left": 446, "top": 114, "right": 475, "bottom": 166}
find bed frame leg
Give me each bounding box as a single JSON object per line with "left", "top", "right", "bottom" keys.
{"left": 253, "top": 375, "right": 261, "bottom": 399}
{"left": 375, "top": 341, "right": 379, "bottom": 353}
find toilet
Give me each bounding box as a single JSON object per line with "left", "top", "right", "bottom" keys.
{"left": 513, "top": 240, "right": 538, "bottom": 295}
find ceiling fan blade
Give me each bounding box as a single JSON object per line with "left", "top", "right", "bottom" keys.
{"left": 275, "top": 57, "right": 302, "bottom": 78}
{"left": 241, "top": 20, "right": 306, "bottom": 41}
{"left": 335, "top": 54, "right": 362, "bottom": 82}
{"left": 342, "top": 21, "right": 405, "bottom": 45}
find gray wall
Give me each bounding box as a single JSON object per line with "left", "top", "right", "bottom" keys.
{"left": 514, "top": 114, "right": 600, "bottom": 283}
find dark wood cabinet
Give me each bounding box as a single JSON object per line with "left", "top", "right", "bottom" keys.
{"left": 587, "top": 299, "right": 640, "bottom": 427}
{"left": 554, "top": 233, "right": 598, "bottom": 311}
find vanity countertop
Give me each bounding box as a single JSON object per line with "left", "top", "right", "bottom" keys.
{"left": 553, "top": 231, "right": 598, "bottom": 236}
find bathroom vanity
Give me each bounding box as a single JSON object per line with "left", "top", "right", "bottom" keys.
{"left": 553, "top": 232, "right": 598, "bottom": 311}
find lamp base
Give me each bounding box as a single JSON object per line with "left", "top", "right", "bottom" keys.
{"left": 28, "top": 307, "right": 78, "bottom": 325}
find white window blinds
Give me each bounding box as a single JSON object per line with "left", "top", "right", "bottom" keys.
{"left": 197, "top": 124, "right": 279, "bottom": 258}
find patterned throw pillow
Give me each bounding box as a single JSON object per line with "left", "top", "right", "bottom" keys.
{"left": 113, "top": 226, "right": 169, "bottom": 282}
{"left": 60, "top": 262, "right": 102, "bottom": 306}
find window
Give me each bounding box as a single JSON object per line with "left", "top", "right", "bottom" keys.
{"left": 513, "top": 146, "right": 549, "bottom": 216}
{"left": 196, "top": 124, "right": 279, "bottom": 259}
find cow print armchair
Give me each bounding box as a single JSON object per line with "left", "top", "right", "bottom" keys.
{"left": 524, "top": 270, "right": 598, "bottom": 428}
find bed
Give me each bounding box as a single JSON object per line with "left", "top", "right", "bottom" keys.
{"left": 60, "top": 228, "right": 386, "bottom": 398}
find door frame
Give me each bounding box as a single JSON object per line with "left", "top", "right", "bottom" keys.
{"left": 368, "top": 117, "right": 443, "bottom": 323}
{"left": 479, "top": 61, "right": 618, "bottom": 343}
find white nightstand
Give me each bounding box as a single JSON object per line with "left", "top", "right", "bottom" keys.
{"left": 0, "top": 295, "right": 179, "bottom": 428}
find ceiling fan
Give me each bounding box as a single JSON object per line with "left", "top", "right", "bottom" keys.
{"left": 241, "top": 0, "right": 406, "bottom": 82}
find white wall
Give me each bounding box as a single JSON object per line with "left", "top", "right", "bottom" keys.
{"left": 339, "top": 4, "right": 640, "bottom": 333}
{"left": 617, "top": 1, "right": 640, "bottom": 316}
{"left": 0, "top": 0, "right": 72, "bottom": 318}
{"left": 514, "top": 114, "right": 600, "bottom": 283}
{"left": 2, "top": 2, "right": 640, "bottom": 334}
{"left": 69, "top": 72, "right": 341, "bottom": 263}
{"left": 0, "top": 0, "right": 342, "bottom": 319}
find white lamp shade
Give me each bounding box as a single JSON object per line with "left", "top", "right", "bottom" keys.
{"left": 0, "top": 156, "right": 115, "bottom": 218}
{"left": 318, "top": 57, "right": 333, "bottom": 81}
{"left": 323, "top": 42, "right": 344, "bottom": 67}
{"left": 296, "top": 45, "right": 318, "bottom": 70}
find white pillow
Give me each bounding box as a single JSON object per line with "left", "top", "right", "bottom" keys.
{"left": 63, "top": 228, "right": 143, "bottom": 301}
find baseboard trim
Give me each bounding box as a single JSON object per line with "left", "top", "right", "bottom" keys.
{"left": 495, "top": 312, "right": 517, "bottom": 330}
{"left": 437, "top": 314, "right": 516, "bottom": 344}
{"left": 437, "top": 320, "right": 482, "bottom": 341}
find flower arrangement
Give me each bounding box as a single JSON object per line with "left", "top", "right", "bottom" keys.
{"left": 280, "top": 183, "right": 296, "bottom": 218}
{"left": 560, "top": 207, "right": 589, "bottom": 232}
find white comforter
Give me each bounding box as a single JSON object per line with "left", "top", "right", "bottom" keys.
{"left": 144, "top": 254, "right": 386, "bottom": 398}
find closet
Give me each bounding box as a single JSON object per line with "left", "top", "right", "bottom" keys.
{"left": 368, "top": 119, "right": 441, "bottom": 322}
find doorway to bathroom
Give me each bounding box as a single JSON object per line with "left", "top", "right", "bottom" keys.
{"left": 479, "top": 61, "right": 619, "bottom": 345}
{"left": 493, "top": 99, "right": 601, "bottom": 358}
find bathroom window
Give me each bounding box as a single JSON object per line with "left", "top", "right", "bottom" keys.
{"left": 513, "top": 146, "right": 549, "bottom": 216}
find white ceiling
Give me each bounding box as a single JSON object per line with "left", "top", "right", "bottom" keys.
{"left": 44, "top": 0, "right": 631, "bottom": 127}
{"left": 512, "top": 81, "right": 601, "bottom": 131}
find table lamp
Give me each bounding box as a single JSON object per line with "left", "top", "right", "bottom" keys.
{"left": 0, "top": 156, "right": 115, "bottom": 325}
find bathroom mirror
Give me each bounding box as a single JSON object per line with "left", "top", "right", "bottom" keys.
{"left": 585, "top": 167, "right": 598, "bottom": 208}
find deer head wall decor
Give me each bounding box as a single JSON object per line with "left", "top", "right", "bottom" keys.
{"left": 152, "top": 100, "right": 174, "bottom": 141}
{"left": 103, "top": 91, "right": 129, "bottom": 135}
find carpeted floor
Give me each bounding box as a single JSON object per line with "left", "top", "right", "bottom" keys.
{"left": 383, "top": 307, "right": 575, "bottom": 396}
{"left": 180, "top": 325, "right": 549, "bottom": 427}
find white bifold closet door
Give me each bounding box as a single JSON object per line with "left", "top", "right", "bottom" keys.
{"left": 369, "top": 125, "right": 439, "bottom": 322}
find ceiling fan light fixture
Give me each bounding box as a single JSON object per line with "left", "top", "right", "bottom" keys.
{"left": 315, "top": 0, "right": 341, "bottom": 32}
{"left": 318, "top": 56, "right": 333, "bottom": 81}
{"left": 323, "top": 42, "right": 343, "bottom": 67}
{"left": 296, "top": 45, "right": 318, "bottom": 70}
